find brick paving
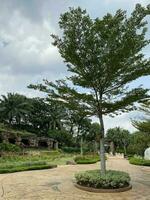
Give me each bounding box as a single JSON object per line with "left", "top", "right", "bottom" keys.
{"left": 0, "top": 158, "right": 149, "bottom": 200}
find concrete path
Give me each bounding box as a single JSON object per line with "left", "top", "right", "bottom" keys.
{"left": 0, "top": 158, "right": 149, "bottom": 200}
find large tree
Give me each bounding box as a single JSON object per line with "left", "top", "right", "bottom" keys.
{"left": 30, "top": 4, "right": 150, "bottom": 174}
{"left": 106, "top": 127, "right": 130, "bottom": 155}
{"left": 0, "top": 93, "right": 31, "bottom": 126}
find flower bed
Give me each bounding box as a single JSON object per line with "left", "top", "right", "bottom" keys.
{"left": 75, "top": 170, "right": 131, "bottom": 190}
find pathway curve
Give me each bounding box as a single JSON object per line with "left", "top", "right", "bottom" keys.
{"left": 0, "top": 158, "right": 149, "bottom": 200}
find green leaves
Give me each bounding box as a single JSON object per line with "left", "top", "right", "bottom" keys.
{"left": 132, "top": 99, "right": 150, "bottom": 134}
{"left": 50, "top": 4, "right": 150, "bottom": 117}
{"left": 75, "top": 170, "right": 130, "bottom": 189}
{"left": 0, "top": 93, "right": 31, "bottom": 125}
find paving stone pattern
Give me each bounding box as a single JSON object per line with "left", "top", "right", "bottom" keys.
{"left": 0, "top": 157, "right": 149, "bottom": 200}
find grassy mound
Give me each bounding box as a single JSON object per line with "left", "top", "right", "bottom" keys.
{"left": 74, "top": 155, "right": 100, "bottom": 164}
{"left": 129, "top": 157, "right": 150, "bottom": 166}
{"left": 75, "top": 170, "right": 130, "bottom": 189}
{"left": 0, "top": 161, "right": 56, "bottom": 174}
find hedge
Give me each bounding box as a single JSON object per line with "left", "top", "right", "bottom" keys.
{"left": 129, "top": 157, "right": 150, "bottom": 166}
{"left": 0, "top": 161, "right": 57, "bottom": 174}
{"left": 0, "top": 143, "right": 21, "bottom": 153}
{"left": 74, "top": 155, "right": 100, "bottom": 164}
{"left": 75, "top": 170, "right": 130, "bottom": 189}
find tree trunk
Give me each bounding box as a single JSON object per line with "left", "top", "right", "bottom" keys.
{"left": 70, "top": 124, "right": 74, "bottom": 135}
{"left": 124, "top": 145, "right": 127, "bottom": 156}
{"left": 80, "top": 136, "right": 83, "bottom": 156}
{"left": 110, "top": 141, "right": 115, "bottom": 155}
{"left": 94, "top": 141, "right": 98, "bottom": 153}
{"left": 99, "top": 114, "right": 106, "bottom": 174}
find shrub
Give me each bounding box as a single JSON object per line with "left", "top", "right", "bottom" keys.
{"left": 62, "top": 146, "right": 91, "bottom": 154}
{"left": 0, "top": 143, "right": 21, "bottom": 153}
{"left": 74, "top": 155, "right": 100, "bottom": 164}
{"left": 75, "top": 170, "right": 130, "bottom": 189}
{"left": 48, "top": 130, "right": 73, "bottom": 147}
{"left": 62, "top": 147, "right": 80, "bottom": 153}
{"left": 0, "top": 164, "right": 56, "bottom": 174}
{"left": 0, "top": 160, "right": 57, "bottom": 174}
{"left": 129, "top": 157, "right": 150, "bottom": 166}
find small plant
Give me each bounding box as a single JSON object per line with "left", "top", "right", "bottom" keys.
{"left": 75, "top": 170, "right": 130, "bottom": 189}
{"left": 0, "top": 143, "right": 21, "bottom": 153}
{"left": 129, "top": 157, "right": 150, "bottom": 166}
{"left": 74, "top": 155, "right": 100, "bottom": 164}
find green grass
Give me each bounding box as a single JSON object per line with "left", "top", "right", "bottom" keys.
{"left": 74, "top": 154, "right": 100, "bottom": 164}
{"left": 129, "top": 157, "right": 150, "bottom": 166}
{"left": 0, "top": 150, "right": 76, "bottom": 173}
{"left": 0, "top": 161, "right": 56, "bottom": 174}
{"left": 75, "top": 170, "right": 130, "bottom": 189}
{"left": 0, "top": 152, "right": 74, "bottom": 165}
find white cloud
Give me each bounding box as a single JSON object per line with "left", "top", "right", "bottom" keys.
{"left": 92, "top": 111, "right": 143, "bottom": 132}
{"left": 0, "top": 1, "right": 68, "bottom": 97}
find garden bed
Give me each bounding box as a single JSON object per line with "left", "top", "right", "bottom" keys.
{"left": 129, "top": 157, "right": 150, "bottom": 166}
{"left": 74, "top": 155, "right": 100, "bottom": 164}
{"left": 0, "top": 161, "right": 57, "bottom": 174}
{"left": 75, "top": 183, "right": 132, "bottom": 193}
{"left": 75, "top": 170, "right": 131, "bottom": 192}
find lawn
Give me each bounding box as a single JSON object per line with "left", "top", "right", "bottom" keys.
{"left": 0, "top": 149, "right": 76, "bottom": 173}
{"left": 0, "top": 149, "right": 102, "bottom": 173}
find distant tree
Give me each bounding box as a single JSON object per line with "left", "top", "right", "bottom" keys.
{"left": 66, "top": 103, "right": 92, "bottom": 155}
{"left": 106, "top": 127, "right": 130, "bottom": 155}
{"left": 133, "top": 99, "right": 150, "bottom": 134}
{"left": 127, "top": 131, "right": 150, "bottom": 156}
{"left": 86, "top": 122, "right": 101, "bottom": 153}
{"left": 48, "top": 129, "right": 73, "bottom": 147}
{"left": 133, "top": 120, "right": 150, "bottom": 134}
{"left": 0, "top": 93, "right": 31, "bottom": 126}
{"left": 30, "top": 4, "right": 150, "bottom": 174}
{"left": 77, "top": 117, "right": 91, "bottom": 155}
{"left": 47, "top": 100, "right": 67, "bottom": 131}
{"left": 29, "top": 98, "right": 67, "bottom": 135}
{"left": 26, "top": 98, "right": 52, "bottom": 135}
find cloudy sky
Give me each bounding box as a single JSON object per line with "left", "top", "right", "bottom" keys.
{"left": 0, "top": 0, "right": 150, "bottom": 131}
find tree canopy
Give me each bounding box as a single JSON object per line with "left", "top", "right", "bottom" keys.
{"left": 0, "top": 93, "right": 31, "bottom": 126}
{"left": 106, "top": 127, "right": 130, "bottom": 155}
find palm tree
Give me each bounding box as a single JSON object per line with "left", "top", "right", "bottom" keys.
{"left": 48, "top": 100, "right": 67, "bottom": 130}
{"left": 0, "top": 93, "right": 31, "bottom": 126}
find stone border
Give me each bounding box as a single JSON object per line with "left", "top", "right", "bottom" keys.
{"left": 74, "top": 183, "right": 132, "bottom": 193}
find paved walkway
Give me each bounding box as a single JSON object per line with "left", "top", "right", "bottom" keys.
{"left": 0, "top": 158, "right": 149, "bottom": 200}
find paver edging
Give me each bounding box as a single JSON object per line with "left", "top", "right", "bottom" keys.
{"left": 74, "top": 183, "right": 132, "bottom": 193}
